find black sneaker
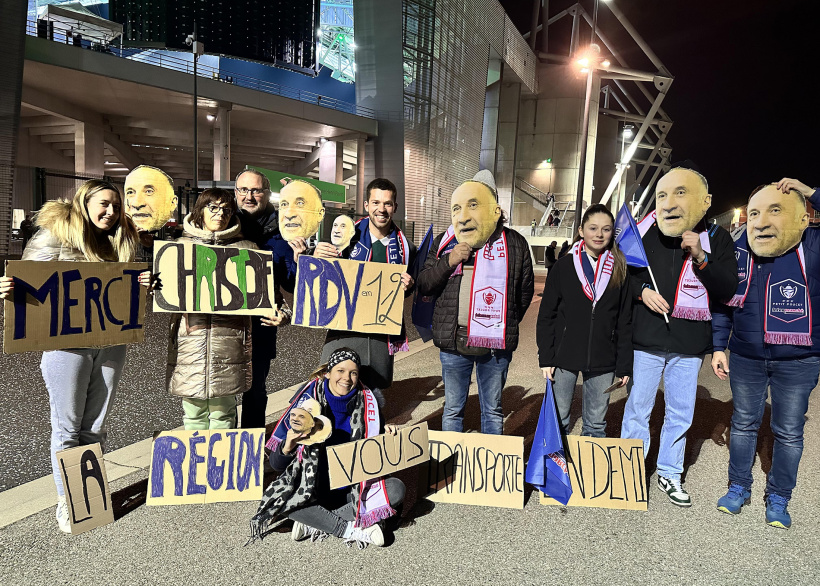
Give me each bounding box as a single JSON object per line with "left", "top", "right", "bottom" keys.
{"left": 657, "top": 476, "right": 692, "bottom": 507}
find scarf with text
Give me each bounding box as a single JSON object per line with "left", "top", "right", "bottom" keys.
{"left": 727, "top": 229, "right": 811, "bottom": 346}
{"left": 250, "top": 378, "right": 393, "bottom": 543}
{"left": 638, "top": 210, "right": 712, "bottom": 321}
{"left": 570, "top": 240, "right": 613, "bottom": 307}
{"left": 348, "top": 218, "right": 410, "bottom": 354}
{"left": 438, "top": 225, "right": 509, "bottom": 349}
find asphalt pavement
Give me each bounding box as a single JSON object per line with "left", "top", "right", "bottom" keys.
{"left": 2, "top": 275, "right": 819, "bottom": 585}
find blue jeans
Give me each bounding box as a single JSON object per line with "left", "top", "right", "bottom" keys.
{"left": 727, "top": 353, "right": 819, "bottom": 500}
{"left": 552, "top": 368, "right": 614, "bottom": 438}
{"left": 41, "top": 347, "right": 127, "bottom": 496}
{"left": 440, "top": 350, "right": 512, "bottom": 435}
{"left": 621, "top": 350, "right": 703, "bottom": 482}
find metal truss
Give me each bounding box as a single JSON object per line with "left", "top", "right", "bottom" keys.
{"left": 317, "top": 0, "right": 355, "bottom": 83}
{"left": 527, "top": 1, "right": 675, "bottom": 217}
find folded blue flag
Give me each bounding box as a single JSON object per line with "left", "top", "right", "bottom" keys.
{"left": 615, "top": 203, "right": 650, "bottom": 268}
{"left": 525, "top": 379, "right": 573, "bottom": 505}
{"left": 411, "top": 224, "right": 435, "bottom": 342}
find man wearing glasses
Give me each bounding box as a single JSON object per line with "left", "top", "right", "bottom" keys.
{"left": 233, "top": 168, "right": 299, "bottom": 429}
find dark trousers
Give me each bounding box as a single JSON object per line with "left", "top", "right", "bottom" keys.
{"left": 288, "top": 477, "right": 406, "bottom": 537}
{"left": 240, "top": 317, "right": 277, "bottom": 429}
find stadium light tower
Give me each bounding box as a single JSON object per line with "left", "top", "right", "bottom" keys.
{"left": 317, "top": 0, "right": 356, "bottom": 83}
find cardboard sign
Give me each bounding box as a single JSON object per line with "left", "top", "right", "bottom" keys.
{"left": 421, "top": 431, "right": 525, "bottom": 510}
{"left": 152, "top": 241, "right": 275, "bottom": 315}
{"left": 147, "top": 429, "right": 265, "bottom": 506}
{"left": 56, "top": 443, "right": 114, "bottom": 535}
{"left": 3, "top": 260, "right": 147, "bottom": 354}
{"left": 327, "top": 423, "right": 430, "bottom": 489}
{"left": 293, "top": 256, "right": 406, "bottom": 335}
{"left": 540, "top": 435, "right": 647, "bottom": 511}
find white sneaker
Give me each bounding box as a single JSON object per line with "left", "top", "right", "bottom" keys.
{"left": 291, "top": 521, "right": 328, "bottom": 542}
{"left": 344, "top": 523, "right": 385, "bottom": 549}
{"left": 657, "top": 476, "right": 692, "bottom": 508}
{"left": 56, "top": 497, "right": 71, "bottom": 534}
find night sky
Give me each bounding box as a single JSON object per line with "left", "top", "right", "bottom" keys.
{"left": 501, "top": 0, "right": 819, "bottom": 214}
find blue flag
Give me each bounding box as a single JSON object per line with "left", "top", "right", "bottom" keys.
{"left": 525, "top": 379, "right": 573, "bottom": 505}
{"left": 614, "top": 203, "right": 649, "bottom": 268}
{"left": 411, "top": 225, "right": 435, "bottom": 342}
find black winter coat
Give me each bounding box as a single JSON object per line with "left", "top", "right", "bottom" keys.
{"left": 537, "top": 252, "right": 633, "bottom": 377}
{"left": 416, "top": 226, "right": 535, "bottom": 352}
{"left": 631, "top": 220, "right": 738, "bottom": 356}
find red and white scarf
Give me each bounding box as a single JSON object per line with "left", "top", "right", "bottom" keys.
{"left": 638, "top": 211, "right": 712, "bottom": 321}
{"left": 571, "top": 240, "right": 613, "bottom": 307}
{"left": 437, "top": 226, "right": 510, "bottom": 349}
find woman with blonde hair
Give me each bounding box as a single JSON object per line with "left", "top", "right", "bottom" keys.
{"left": 536, "top": 203, "right": 633, "bottom": 438}
{"left": 0, "top": 179, "right": 146, "bottom": 533}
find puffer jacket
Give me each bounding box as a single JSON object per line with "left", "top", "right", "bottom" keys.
{"left": 416, "top": 225, "right": 535, "bottom": 352}
{"left": 166, "top": 215, "right": 257, "bottom": 399}
{"left": 22, "top": 200, "right": 91, "bottom": 261}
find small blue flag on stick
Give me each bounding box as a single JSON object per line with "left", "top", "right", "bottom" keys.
{"left": 614, "top": 204, "right": 649, "bottom": 268}
{"left": 525, "top": 379, "right": 573, "bottom": 505}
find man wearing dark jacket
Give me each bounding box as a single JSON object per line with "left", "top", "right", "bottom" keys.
{"left": 417, "top": 170, "right": 534, "bottom": 435}
{"left": 234, "top": 168, "right": 302, "bottom": 428}
{"left": 621, "top": 167, "right": 738, "bottom": 507}
{"left": 712, "top": 178, "right": 820, "bottom": 529}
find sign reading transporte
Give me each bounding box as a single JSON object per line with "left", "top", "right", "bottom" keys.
{"left": 56, "top": 443, "right": 115, "bottom": 535}
{"left": 421, "top": 431, "right": 525, "bottom": 510}
{"left": 292, "top": 256, "right": 406, "bottom": 335}
{"left": 3, "top": 260, "right": 147, "bottom": 354}
{"left": 147, "top": 429, "right": 266, "bottom": 505}
{"left": 327, "top": 423, "right": 430, "bottom": 489}
{"left": 540, "top": 435, "right": 648, "bottom": 511}
{"left": 152, "top": 241, "right": 276, "bottom": 315}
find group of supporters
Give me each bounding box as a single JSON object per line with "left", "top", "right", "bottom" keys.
{"left": 2, "top": 165, "right": 817, "bottom": 544}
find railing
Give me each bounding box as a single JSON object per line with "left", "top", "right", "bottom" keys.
{"left": 510, "top": 225, "right": 573, "bottom": 240}
{"left": 25, "top": 18, "right": 402, "bottom": 122}
{"left": 514, "top": 177, "right": 553, "bottom": 208}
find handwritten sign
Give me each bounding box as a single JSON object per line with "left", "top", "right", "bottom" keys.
{"left": 420, "top": 431, "right": 525, "bottom": 509}
{"left": 3, "top": 260, "right": 147, "bottom": 354}
{"left": 540, "top": 435, "right": 647, "bottom": 511}
{"left": 56, "top": 443, "right": 114, "bottom": 535}
{"left": 153, "top": 241, "right": 275, "bottom": 315}
{"left": 293, "top": 256, "right": 406, "bottom": 335}
{"left": 327, "top": 423, "right": 430, "bottom": 489}
{"left": 147, "top": 429, "right": 265, "bottom": 505}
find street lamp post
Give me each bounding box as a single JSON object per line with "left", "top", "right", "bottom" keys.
{"left": 616, "top": 124, "right": 634, "bottom": 211}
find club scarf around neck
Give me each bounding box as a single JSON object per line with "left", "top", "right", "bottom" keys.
{"left": 571, "top": 240, "right": 613, "bottom": 307}
{"left": 438, "top": 225, "right": 509, "bottom": 349}
{"left": 638, "top": 210, "right": 712, "bottom": 321}
{"left": 348, "top": 218, "right": 410, "bottom": 354}
{"left": 727, "top": 229, "right": 812, "bottom": 346}
{"left": 250, "top": 378, "right": 394, "bottom": 543}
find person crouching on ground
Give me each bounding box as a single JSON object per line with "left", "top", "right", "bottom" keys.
{"left": 0, "top": 180, "right": 147, "bottom": 533}
{"left": 712, "top": 178, "right": 820, "bottom": 529}
{"left": 250, "top": 348, "right": 405, "bottom": 548}
{"left": 164, "top": 188, "right": 288, "bottom": 430}
{"left": 537, "top": 204, "right": 632, "bottom": 437}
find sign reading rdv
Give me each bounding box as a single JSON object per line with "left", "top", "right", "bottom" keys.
{"left": 292, "top": 256, "right": 406, "bottom": 335}
{"left": 3, "top": 260, "right": 147, "bottom": 354}
{"left": 147, "top": 429, "right": 266, "bottom": 505}
{"left": 152, "top": 241, "right": 276, "bottom": 315}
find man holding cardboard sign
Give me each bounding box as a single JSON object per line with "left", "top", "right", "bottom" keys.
{"left": 314, "top": 178, "right": 417, "bottom": 392}
{"left": 417, "top": 170, "right": 534, "bottom": 435}
{"left": 712, "top": 178, "right": 820, "bottom": 529}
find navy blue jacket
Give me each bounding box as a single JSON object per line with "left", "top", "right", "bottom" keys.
{"left": 713, "top": 189, "right": 820, "bottom": 360}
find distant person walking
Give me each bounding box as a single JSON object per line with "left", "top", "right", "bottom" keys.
{"left": 530, "top": 219, "right": 537, "bottom": 236}
{"left": 545, "top": 240, "right": 558, "bottom": 270}
{"left": 20, "top": 214, "right": 35, "bottom": 247}
{"left": 558, "top": 241, "right": 569, "bottom": 258}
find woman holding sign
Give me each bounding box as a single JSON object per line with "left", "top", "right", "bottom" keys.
{"left": 250, "top": 348, "right": 406, "bottom": 549}
{"left": 0, "top": 179, "right": 144, "bottom": 533}
{"left": 536, "top": 204, "right": 633, "bottom": 438}
{"left": 163, "top": 188, "right": 290, "bottom": 430}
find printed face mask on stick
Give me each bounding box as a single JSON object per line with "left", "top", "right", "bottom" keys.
{"left": 288, "top": 398, "right": 332, "bottom": 446}
{"left": 747, "top": 185, "right": 808, "bottom": 257}
{"left": 451, "top": 171, "right": 501, "bottom": 248}
{"left": 655, "top": 168, "right": 711, "bottom": 237}
{"left": 124, "top": 165, "right": 177, "bottom": 231}
{"left": 278, "top": 180, "right": 325, "bottom": 242}
{"left": 330, "top": 215, "right": 355, "bottom": 251}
